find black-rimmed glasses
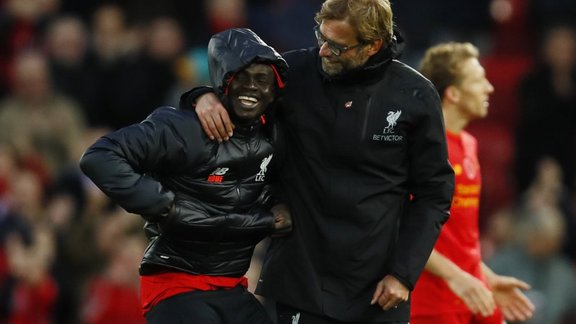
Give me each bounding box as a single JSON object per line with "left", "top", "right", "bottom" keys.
{"left": 313, "top": 25, "right": 365, "bottom": 56}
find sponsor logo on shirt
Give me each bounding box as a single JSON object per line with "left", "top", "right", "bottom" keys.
{"left": 453, "top": 183, "right": 480, "bottom": 208}
{"left": 373, "top": 110, "right": 404, "bottom": 142}
{"left": 207, "top": 167, "right": 229, "bottom": 183}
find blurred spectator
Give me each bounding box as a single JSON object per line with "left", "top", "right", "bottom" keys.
{"left": 0, "top": 50, "right": 86, "bottom": 181}
{"left": 43, "top": 127, "right": 115, "bottom": 324}
{"left": 90, "top": 4, "right": 137, "bottom": 64}
{"left": 88, "top": 3, "right": 139, "bottom": 128}
{"left": 137, "top": 15, "right": 182, "bottom": 108}
{"left": 89, "top": 5, "right": 178, "bottom": 129}
{"left": 523, "top": 158, "right": 576, "bottom": 262}
{"left": 394, "top": 0, "right": 492, "bottom": 66}
{"left": 481, "top": 206, "right": 516, "bottom": 259}
{"left": 165, "top": 47, "right": 209, "bottom": 107}
{"left": 1, "top": 170, "right": 58, "bottom": 324}
{"left": 246, "top": 0, "right": 319, "bottom": 52}
{"left": 528, "top": 0, "right": 576, "bottom": 34}
{"left": 44, "top": 15, "right": 88, "bottom": 77}
{"left": 487, "top": 204, "right": 576, "bottom": 324}
{"left": 105, "top": 0, "right": 210, "bottom": 48}
{"left": 144, "top": 16, "right": 184, "bottom": 62}
{"left": 489, "top": 0, "right": 533, "bottom": 55}
{"left": 5, "top": 224, "right": 57, "bottom": 324}
{"left": 80, "top": 225, "right": 146, "bottom": 324}
{"left": 206, "top": 0, "right": 247, "bottom": 33}
{"left": 0, "top": 0, "right": 60, "bottom": 97}
{"left": 48, "top": 127, "right": 112, "bottom": 221}
{"left": 44, "top": 15, "right": 101, "bottom": 127}
{"left": 0, "top": 173, "right": 32, "bottom": 323}
{"left": 485, "top": 157, "right": 576, "bottom": 260}
{"left": 514, "top": 24, "right": 576, "bottom": 195}
{"left": 0, "top": 142, "right": 19, "bottom": 200}
{"left": 57, "top": 0, "right": 99, "bottom": 24}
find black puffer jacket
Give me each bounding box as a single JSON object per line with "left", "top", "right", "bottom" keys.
{"left": 79, "top": 28, "right": 288, "bottom": 277}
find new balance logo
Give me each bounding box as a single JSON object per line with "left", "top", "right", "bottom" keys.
{"left": 207, "top": 167, "right": 229, "bottom": 183}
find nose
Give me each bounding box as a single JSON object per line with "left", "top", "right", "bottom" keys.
{"left": 318, "top": 42, "right": 333, "bottom": 57}
{"left": 486, "top": 80, "right": 494, "bottom": 94}
{"left": 245, "top": 77, "right": 258, "bottom": 89}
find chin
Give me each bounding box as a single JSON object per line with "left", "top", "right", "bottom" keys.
{"left": 237, "top": 113, "right": 254, "bottom": 120}
{"left": 235, "top": 110, "right": 258, "bottom": 120}
{"left": 321, "top": 61, "right": 341, "bottom": 76}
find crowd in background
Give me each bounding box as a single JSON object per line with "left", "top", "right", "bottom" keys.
{"left": 0, "top": 0, "right": 575, "bottom": 323}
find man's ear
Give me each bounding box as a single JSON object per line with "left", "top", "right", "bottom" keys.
{"left": 444, "top": 85, "right": 460, "bottom": 103}
{"left": 366, "top": 39, "right": 383, "bottom": 56}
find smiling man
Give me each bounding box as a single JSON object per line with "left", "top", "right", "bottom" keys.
{"left": 79, "top": 28, "right": 291, "bottom": 324}
{"left": 228, "top": 64, "right": 276, "bottom": 119}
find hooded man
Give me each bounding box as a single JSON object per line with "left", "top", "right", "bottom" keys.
{"left": 79, "top": 28, "right": 290, "bottom": 324}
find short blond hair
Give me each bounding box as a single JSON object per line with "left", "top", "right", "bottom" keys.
{"left": 419, "top": 42, "right": 479, "bottom": 98}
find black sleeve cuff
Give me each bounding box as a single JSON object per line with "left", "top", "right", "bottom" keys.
{"left": 390, "top": 271, "right": 414, "bottom": 291}
{"left": 179, "top": 86, "right": 215, "bottom": 110}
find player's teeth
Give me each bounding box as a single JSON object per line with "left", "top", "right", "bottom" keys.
{"left": 239, "top": 96, "right": 258, "bottom": 103}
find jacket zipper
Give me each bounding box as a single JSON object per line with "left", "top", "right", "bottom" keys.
{"left": 236, "top": 138, "right": 253, "bottom": 205}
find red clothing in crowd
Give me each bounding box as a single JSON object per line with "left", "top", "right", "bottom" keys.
{"left": 82, "top": 277, "right": 144, "bottom": 324}
{"left": 8, "top": 276, "right": 58, "bottom": 324}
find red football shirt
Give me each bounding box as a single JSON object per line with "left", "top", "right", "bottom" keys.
{"left": 411, "top": 130, "right": 486, "bottom": 315}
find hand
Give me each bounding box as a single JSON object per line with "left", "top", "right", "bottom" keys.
{"left": 446, "top": 270, "right": 496, "bottom": 317}
{"left": 490, "top": 275, "right": 535, "bottom": 321}
{"left": 142, "top": 201, "right": 175, "bottom": 223}
{"left": 370, "top": 275, "right": 409, "bottom": 310}
{"left": 195, "top": 92, "right": 234, "bottom": 142}
{"left": 270, "top": 203, "right": 292, "bottom": 237}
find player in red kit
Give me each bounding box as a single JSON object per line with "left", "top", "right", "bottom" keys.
{"left": 411, "top": 42, "right": 535, "bottom": 324}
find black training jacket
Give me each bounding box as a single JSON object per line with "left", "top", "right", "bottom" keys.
{"left": 79, "top": 28, "right": 288, "bottom": 277}
{"left": 255, "top": 32, "right": 455, "bottom": 321}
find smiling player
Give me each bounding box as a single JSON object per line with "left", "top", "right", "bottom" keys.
{"left": 79, "top": 28, "right": 291, "bottom": 324}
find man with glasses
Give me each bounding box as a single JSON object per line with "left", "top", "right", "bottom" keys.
{"left": 190, "top": 0, "right": 454, "bottom": 323}
{"left": 313, "top": 25, "right": 365, "bottom": 56}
